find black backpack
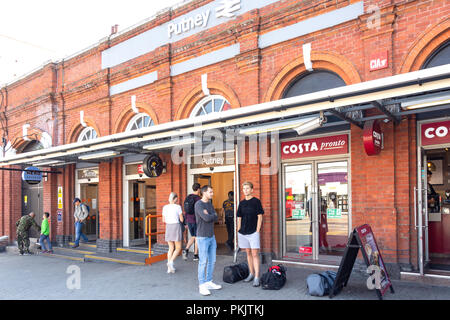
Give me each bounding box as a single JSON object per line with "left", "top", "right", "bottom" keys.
{"left": 183, "top": 194, "right": 196, "bottom": 215}
{"left": 223, "top": 263, "right": 249, "bottom": 283}
{"left": 260, "top": 264, "right": 287, "bottom": 290}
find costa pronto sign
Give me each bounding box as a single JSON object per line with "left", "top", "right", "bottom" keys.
{"left": 421, "top": 120, "right": 450, "bottom": 146}
{"left": 281, "top": 134, "right": 348, "bottom": 160}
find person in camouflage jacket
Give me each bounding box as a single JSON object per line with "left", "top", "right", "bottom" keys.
{"left": 16, "top": 212, "right": 41, "bottom": 255}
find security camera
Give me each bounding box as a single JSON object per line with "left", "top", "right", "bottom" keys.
{"left": 294, "top": 112, "right": 327, "bottom": 136}
{"left": 209, "top": 167, "right": 214, "bottom": 172}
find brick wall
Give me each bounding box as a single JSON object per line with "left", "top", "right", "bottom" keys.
{"left": 0, "top": 0, "right": 448, "bottom": 267}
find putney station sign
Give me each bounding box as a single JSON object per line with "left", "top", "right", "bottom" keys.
{"left": 168, "top": 0, "right": 241, "bottom": 38}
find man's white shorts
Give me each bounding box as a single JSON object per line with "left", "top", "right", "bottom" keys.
{"left": 238, "top": 231, "right": 260, "bottom": 249}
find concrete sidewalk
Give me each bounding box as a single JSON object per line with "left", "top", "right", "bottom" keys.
{"left": 1, "top": 250, "right": 450, "bottom": 300}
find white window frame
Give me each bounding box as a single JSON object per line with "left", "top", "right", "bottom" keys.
{"left": 189, "top": 95, "right": 230, "bottom": 118}
{"left": 125, "top": 113, "right": 154, "bottom": 132}
{"left": 77, "top": 127, "right": 98, "bottom": 142}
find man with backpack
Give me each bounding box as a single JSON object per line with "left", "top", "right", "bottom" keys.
{"left": 182, "top": 183, "right": 201, "bottom": 261}
{"left": 72, "top": 198, "right": 89, "bottom": 248}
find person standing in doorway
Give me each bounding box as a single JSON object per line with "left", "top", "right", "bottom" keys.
{"left": 182, "top": 183, "right": 201, "bottom": 261}
{"left": 237, "top": 181, "right": 264, "bottom": 287}
{"left": 39, "top": 212, "right": 53, "bottom": 254}
{"left": 222, "top": 191, "right": 235, "bottom": 252}
{"left": 72, "top": 198, "right": 89, "bottom": 248}
{"left": 15, "top": 212, "right": 41, "bottom": 255}
{"left": 195, "top": 185, "right": 222, "bottom": 296}
{"left": 162, "top": 192, "right": 184, "bottom": 273}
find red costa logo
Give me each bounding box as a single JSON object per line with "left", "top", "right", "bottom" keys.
{"left": 421, "top": 121, "right": 450, "bottom": 146}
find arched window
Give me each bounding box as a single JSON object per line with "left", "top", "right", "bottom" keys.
{"left": 126, "top": 113, "right": 154, "bottom": 131}
{"left": 283, "top": 70, "right": 346, "bottom": 98}
{"left": 190, "top": 95, "right": 231, "bottom": 118}
{"left": 422, "top": 40, "right": 450, "bottom": 69}
{"left": 78, "top": 127, "right": 98, "bottom": 142}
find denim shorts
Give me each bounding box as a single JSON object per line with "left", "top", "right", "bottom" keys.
{"left": 187, "top": 223, "right": 197, "bottom": 237}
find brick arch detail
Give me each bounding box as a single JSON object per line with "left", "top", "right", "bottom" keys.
{"left": 67, "top": 117, "right": 102, "bottom": 144}
{"left": 264, "top": 51, "right": 362, "bottom": 102}
{"left": 174, "top": 80, "right": 241, "bottom": 121}
{"left": 113, "top": 102, "right": 160, "bottom": 134}
{"left": 12, "top": 127, "right": 46, "bottom": 152}
{"left": 400, "top": 18, "right": 450, "bottom": 73}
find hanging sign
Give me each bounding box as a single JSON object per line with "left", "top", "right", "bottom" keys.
{"left": 363, "top": 120, "right": 382, "bottom": 156}
{"left": 421, "top": 120, "right": 450, "bottom": 146}
{"left": 281, "top": 134, "right": 348, "bottom": 160}
{"left": 22, "top": 166, "right": 42, "bottom": 185}
{"left": 143, "top": 154, "right": 164, "bottom": 177}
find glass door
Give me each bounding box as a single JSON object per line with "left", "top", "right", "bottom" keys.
{"left": 417, "top": 147, "right": 429, "bottom": 274}
{"left": 129, "top": 181, "right": 146, "bottom": 246}
{"left": 317, "top": 161, "right": 349, "bottom": 259}
{"left": 284, "top": 163, "right": 315, "bottom": 258}
{"left": 283, "top": 160, "right": 349, "bottom": 261}
{"left": 80, "top": 183, "right": 98, "bottom": 241}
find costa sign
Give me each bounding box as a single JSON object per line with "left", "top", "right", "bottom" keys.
{"left": 363, "top": 120, "right": 383, "bottom": 156}
{"left": 281, "top": 134, "right": 348, "bottom": 160}
{"left": 421, "top": 120, "right": 450, "bottom": 146}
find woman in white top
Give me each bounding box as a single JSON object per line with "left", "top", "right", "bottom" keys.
{"left": 162, "top": 192, "right": 184, "bottom": 273}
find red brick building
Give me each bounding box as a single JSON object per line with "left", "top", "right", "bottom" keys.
{"left": 1, "top": 0, "right": 449, "bottom": 279}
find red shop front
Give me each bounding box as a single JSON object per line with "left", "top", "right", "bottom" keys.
{"left": 279, "top": 132, "right": 350, "bottom": 265}
{"left": 417, "top": 119, "right": 450, "bottom": 273}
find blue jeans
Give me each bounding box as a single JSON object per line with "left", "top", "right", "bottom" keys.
{"left": 74, "top": 221, "right": 88, "bottom": 245}
{"left": 39, "top": 234, "right": 52, "bottom": 251}
{"left": 197, "top": 236, "right": 217, "bottom": 285}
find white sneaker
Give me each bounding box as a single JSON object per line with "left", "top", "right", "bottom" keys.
{"left": 167, "top": 262, "right": 175, "bottom": 273}
{"left": 204, "top": 281, "right": 222, "bottom": 290}
{"left": 199, "top": 284, "right": 211, "bottom": 296}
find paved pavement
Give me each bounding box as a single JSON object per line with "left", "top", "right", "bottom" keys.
{"left": 1, "top": 250, "right": 450, "bottom": 300}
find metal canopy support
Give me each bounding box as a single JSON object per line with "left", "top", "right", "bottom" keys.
{"left": 0, "top": 167, "right": 61, "bottom": 174}
{"left": 327, "top": 108, "right": 364, "bottom": 129}
{"left": 371, "top": 101, "right": 400, "bottom": 124}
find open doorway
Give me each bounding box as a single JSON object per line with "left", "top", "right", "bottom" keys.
{"left": 191, "top": 171, "right": 235, "bottom": 255}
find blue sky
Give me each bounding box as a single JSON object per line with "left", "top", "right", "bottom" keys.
{"left": 0, "top": 0, "right": 182, "bottom": 85}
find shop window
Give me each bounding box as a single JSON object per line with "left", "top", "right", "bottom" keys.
{"left": 78, "top": 127, "right": 98, "bottom": 142}
{"left": 126, "top": 113, "right": 154, "bottom": 131}
{"left": 283, "top": 70, "right": 346, "bottom": 98}
{"left": 190, "top": 95, "right": 231, "bottom": 118}
{"left": 422, "top": 40, "right": 450, "bottom": 69}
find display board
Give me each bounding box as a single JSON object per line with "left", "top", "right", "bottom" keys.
{"left": 329, "top": 224, "right": 394, "bottom": 300}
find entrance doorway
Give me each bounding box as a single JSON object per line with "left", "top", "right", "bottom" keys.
{"left": 190, "top": 171, "right": 235, "bottom": 254}
{"left": 123, "top": 162, "right": 157, "bottom": 248}
{"left": 283, "top": 160, "right": 350, "bottom": 262}
{"left": 79, "top": 183, "right": 98, "bottom": 240}
{"left": 76, "top": 167, "right": 99, "bottom": 241}
{"left": 417, "top": 147, "right": 450, "bottom": 273}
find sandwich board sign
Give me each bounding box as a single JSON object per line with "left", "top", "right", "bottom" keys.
{"left": 329, "top": 224, "right": 394, "bottom": 300}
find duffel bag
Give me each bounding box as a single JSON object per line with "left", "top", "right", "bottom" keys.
{"left": 223, "top": 263, "right": 249, "bottom": 283}
{"left": 260, "top": 264, "right": 287, "bottom": 290}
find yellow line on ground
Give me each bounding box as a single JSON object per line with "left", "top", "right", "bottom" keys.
{"left": 55, "top": 247, "right": 93, "bottom": 255}
{"left": 84, "top": 255, "right": 145, "bottom": 266}
{"left": 68, "top": 242, "right": 97, "bottom": 248}
{"left": 116, "top": 248, "right": 149, "bottom": 254}
{"left": 41, "top": 253, "right": 85, "bottom": 262}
